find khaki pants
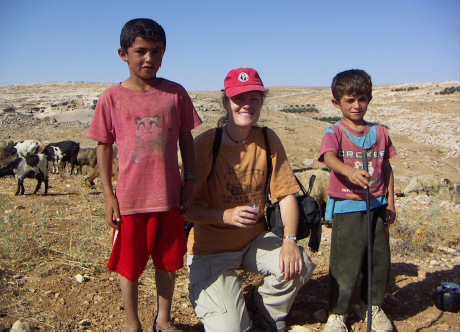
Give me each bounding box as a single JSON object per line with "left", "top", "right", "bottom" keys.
{"left": 187, "top": 231, "right": 316, "bottom": 332}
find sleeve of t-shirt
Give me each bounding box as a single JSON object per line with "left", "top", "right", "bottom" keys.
{"left": 318, "top": 125, "right": 340, "bottom": 163}
{"left": 86, "top": 89, "right": 115, "bottom": 145}
{"left": 267, "top": 128, "right": 300, "bottom": 199}
{"left": 178, "top": 86, "right": 202, "bottom": 134}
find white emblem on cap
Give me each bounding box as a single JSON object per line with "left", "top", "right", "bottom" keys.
{"left": 238, "top": 72, "right": 249, "bottom": 82}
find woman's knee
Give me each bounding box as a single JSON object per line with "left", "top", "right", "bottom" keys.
{"left": 299, "top": 249, "right": 316, "bottom": 284}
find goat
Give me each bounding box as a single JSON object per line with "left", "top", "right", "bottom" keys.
{"left": 76, "top": 147, "right": 97, "bottom": 175}
{"left": 43, "top": 140, "right": 80, "bottom": 174}
{"left": 294, "top": 167, "right": 330, "bottom": 218}
{"left": 12, "top": 140, "right": 41, "bottom": 158}
{"left": 0, "top": 154, "right": 48, "bottom": 195}
{"left": 85, "top": 158, "right": 119, "bottom": 188}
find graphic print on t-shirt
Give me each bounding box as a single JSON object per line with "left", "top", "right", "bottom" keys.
{"left": 224, "top": 167, "right": 264, "bottom": 196}
{"left": 129, "top": 115, "right": 166, "bottom": 164}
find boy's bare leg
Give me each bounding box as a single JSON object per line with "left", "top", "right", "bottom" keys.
{"left": 120, "top": 276, "right": 142, "bottom": 331}
{"left": 155, "top": 269, "right": 176, "bottom": 331}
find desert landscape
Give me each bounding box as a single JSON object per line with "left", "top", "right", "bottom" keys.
{"left": 0, "top": 80, "right": 459, "bottom": 332}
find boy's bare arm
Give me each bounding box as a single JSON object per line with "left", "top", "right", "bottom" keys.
{"left": 96, "top": 142, "right": 120, "bottom": 230}
{"left": 382, "top": 159, "right": 396, "bottom": 224}
{"left": 178, "top": 131, "right": 195, "bottom": 215}
{"left": 323, "top": 152, "right": 370, "bottom": 189}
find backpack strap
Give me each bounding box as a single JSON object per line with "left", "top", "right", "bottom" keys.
{"left": 211, "top": 127, "right": 222, "bottom": 172}
{"left": 262, "top": 127, "right": 273, "bottom": 203}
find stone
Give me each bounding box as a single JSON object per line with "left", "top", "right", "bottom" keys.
{"left": 75, "top": 274, "right": 85, "bottom": 283}
{"left": 78, "top": 319, "right": 91, "bottom": 326}
{"left": 438, "top": 246, "right": 458, "bottom": 255}
{"left": 0, "top": 322, "right": 5, "bottom": 332}
{"left": 430, "top": 260, "right": 440, "bottom": 266}
{"left": 11, "top": 320, "right": 31, "bottom": 332}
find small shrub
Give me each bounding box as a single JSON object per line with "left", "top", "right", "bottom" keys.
{"left": 280, "top": 107, "right": 319, "bottom": 113}
{"left": 437, "top": 86, "right": 460, "bottom": 95}
{"left": 392, "top": 86, "right": 419, "bottom": 92}
{"left": 313, "top": 116, "right": 342, "bottom": 124}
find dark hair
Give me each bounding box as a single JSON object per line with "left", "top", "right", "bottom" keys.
{"left": 331, "top": 69, "right": 372, "bottom": 103}
{"left": 120, "top": 18, "right": 166, "bottom": 52}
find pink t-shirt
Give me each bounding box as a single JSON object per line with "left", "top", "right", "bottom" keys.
{"left": 318, "top": 120, "right": 396, "bottom": 200}
{"left": 86, "top": 80, "right": 202, "bottom": 215}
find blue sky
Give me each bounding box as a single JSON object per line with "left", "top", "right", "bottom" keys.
{"left": 0, "top": 0, "right": 459, "bottom": 91}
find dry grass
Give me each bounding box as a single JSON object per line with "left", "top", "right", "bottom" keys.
{"left": 391, "top": 188, "right": 460, "bottom": 256}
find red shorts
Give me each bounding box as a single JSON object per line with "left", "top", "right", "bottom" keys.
{"left": 107, "top": 208, "right": 186, "bottom": 281}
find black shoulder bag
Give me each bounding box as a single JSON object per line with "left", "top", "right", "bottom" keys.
{"left": 262, "top": 127, "right": 322, "bottom": 252}
{"left": 184, "top": 127, "right": 222, "bottom": 240}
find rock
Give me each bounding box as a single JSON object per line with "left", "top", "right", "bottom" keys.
{"left": 430, "top": 260, "right": 440, "bottom": 266}
{"left": 438, "top": 246, "right": 458, "bottom": 255}
{"left": 302, "top": 159, "right": 315, "bottom": 167}
{"left": 11, "top": 320, "right": 31, "bottom": 332}
{"left": 313, "top": 308, "right": 327, "bottom": 322}
{"left": 435, "top": 323, "right": 450, "bottom": 330}
{"left": 78, "top": 319, "right": 91, "bottom": 326}
{"left": 75, "top": 274, "right": 85, "bottom": 283}
{"left": 290, "top": 325, "right": 309, "bottom": 332}
{"left": 403, "top": 175, "right": 441, "bottom": 195}
{"left": 0, "top": 322, "right": 5, "bottom": 332}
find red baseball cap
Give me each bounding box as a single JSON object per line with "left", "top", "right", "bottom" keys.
{"left": 223, "top": 68, "right": 265, "bottom": 97}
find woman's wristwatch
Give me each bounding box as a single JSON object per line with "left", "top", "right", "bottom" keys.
{"left": 284, "top": 235, "right": 297, "bottom": 242}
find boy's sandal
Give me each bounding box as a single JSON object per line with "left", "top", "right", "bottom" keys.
{"left": 154, "top": 315, "right": 180, "bottom": 332}
{"left": 154, "top": 322, "right": 179, "bottom": 332}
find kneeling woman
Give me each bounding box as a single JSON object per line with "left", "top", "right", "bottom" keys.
{"left": 185, "top": 68, "right": 316, "bottom": 332}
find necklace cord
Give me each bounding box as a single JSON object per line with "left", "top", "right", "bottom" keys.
{"left": 225, "top": 126, "right": 251, "bottom": 144}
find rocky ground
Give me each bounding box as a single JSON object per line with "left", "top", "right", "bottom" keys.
{"left": 0, "top": 81, "right": 459, "bottom": 332}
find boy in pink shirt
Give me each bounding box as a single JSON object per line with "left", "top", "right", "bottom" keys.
{"left": 87, "top": 18, "right": 201, "bottom": 331}
{"left": 318, "top": 70, "right": 396, "bottom": 332}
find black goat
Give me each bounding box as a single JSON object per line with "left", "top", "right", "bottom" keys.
{"left": 0, "top": 154, "right": 48, "bottom": 195}
{"left": 43, "top": 140, "right": 80, "bottom": 174}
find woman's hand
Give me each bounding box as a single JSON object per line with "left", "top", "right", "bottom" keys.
{"left": 279, "top": 238, "right": 303, "bottom": 281}
{"left": 223, "top": 206, "right": 258, "bottom": 228}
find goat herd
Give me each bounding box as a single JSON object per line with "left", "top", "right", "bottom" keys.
{"left": 0, "top": 140, "right": 112, "bottom": 196}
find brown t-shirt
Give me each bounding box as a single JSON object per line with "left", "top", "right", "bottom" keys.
{"left": 187, "top": 126, "right": 300, "bottom": 255}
